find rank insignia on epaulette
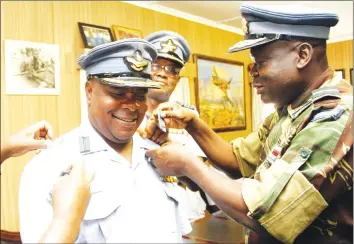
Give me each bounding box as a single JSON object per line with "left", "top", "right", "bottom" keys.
{"left": 124, "top": 50, "right": 148, "bottom": 72}
{"left": 160, "top": 176, "right": 178, "bottom": 183}
{"left": 79, "top": 136, "right": 90, "bottom": 153}
{"left": 159, "top": 39, "right": 177, "bottom": 53}
{"left": 278, "top": 126, "right": 297, "bottom": 148}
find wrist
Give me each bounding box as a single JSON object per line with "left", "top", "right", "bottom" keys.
{"left": 52, "top": 215, "right": 81, "bottom": 231}
{"left": 183, "top": 155, "right": 205, "bottom": 179}
{"left": 186, "top": 115, "right": 199, "bottom": 133}
{"left": 1, "top": 140, "right": 13, "bottom": 163}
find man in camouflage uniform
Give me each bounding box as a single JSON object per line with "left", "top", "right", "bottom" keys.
{"left": 145, "top": 3, "right": 353, "bottom": 244}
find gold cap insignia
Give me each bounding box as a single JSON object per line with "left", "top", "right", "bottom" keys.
{"left": 124, "top": 50, "right": 148, "bottom": 72}
{"left": 241, "top": 17, "right": 248, "bottom": 35}
{"left": 159, "top": 39, "right": 177, "bottom": 53}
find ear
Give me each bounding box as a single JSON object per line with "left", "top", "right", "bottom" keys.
{"left": 85, "top": 80, "right": 93, "bottom": 107}
{"left": 296, "top": 43, "right": 313, "bottom": 69}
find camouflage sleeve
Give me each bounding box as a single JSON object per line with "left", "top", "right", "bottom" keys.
{"left": 241, "top": 104, "right": 352, "bottom": 243}
{"left": 230, "top": 131, "right": 262, "bottom": 177}
{"left": 230, "top": 111, "right": 278, "bottom": 178}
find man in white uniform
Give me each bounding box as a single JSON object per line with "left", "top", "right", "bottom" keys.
{"left": 19, "top": 39, "right": 191, "bottom": 243}
{"left": 142, "top": 31, "right": 210, "bottom": 222}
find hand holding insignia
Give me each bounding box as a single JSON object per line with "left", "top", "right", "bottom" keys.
{"left": 152, "top": 102, "right": 198, "bottom": 130}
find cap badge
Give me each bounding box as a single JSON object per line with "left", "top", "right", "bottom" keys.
{"left": 159, "top": 39, "right": 177, "bottom": 53}
{"left": 124, "top": 50, "right": 148, "bottom": 72}
{"left": 241, "top": 17, "right": 248, "bottom": 35}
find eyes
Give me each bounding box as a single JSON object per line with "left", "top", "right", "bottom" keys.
{"left": 108, "top": 89, "right": 147, "bottom": 101}
{"left": 151, "top": 63, "right": 181, "bottom": 75}
{"left": 248, "top": 60, "right": 267, "bottom": 75}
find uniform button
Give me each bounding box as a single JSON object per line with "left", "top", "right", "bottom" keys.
{"left": 300, "top": 149, "right": 309, "bottom": 158}
{"left": 264, "top": 162, "right": 271, "bottom": 169}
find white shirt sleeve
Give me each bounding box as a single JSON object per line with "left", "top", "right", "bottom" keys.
{"left": 19, "top": 154, "right": 55, "bottom": 243}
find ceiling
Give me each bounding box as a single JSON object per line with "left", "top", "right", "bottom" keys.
{"left": 124, "top": 1, "right": 353, "bottom": 43}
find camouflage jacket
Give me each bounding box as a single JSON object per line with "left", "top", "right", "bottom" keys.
{"left": 231, "top": 68, "right": 353, "bottom": 244}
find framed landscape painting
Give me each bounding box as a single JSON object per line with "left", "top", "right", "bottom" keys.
{"left": 5, "top": 40, "right": 60, "bottom": 95}
{"left": 112, "top": 25, "right": 142, "bottom": 40}
{"left": 194, "top": 54, "right": 246, "bottom": 132}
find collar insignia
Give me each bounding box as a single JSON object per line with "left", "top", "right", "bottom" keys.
{"left": 124, "top": 50, "right": 148, "bottom": 72}
{"left": 159, "top": 39, "right": 177, "bottom": 53}
{"left": 241, "top": 17, "right": 248, "bottom": 35}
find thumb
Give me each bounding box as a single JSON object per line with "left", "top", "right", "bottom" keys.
{"left": 137, "top": 127, "right": 147, "bottom": 139}
{"left": 27, "top": 139, "right": 52, "bottom": 151}
{"left": 145, "top": 148, "right": 158, "bottom": 159}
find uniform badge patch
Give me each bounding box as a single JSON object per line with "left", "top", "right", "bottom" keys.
{"left": 159, "top": 39, "right": 177, "bottom": 53}
{"left": 124, "top": 50, "right": 148, "bottom": 72}
{"left": 241, "top": 17, "right": 249, "bottom": 35}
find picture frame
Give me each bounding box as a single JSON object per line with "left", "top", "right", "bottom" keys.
{"left": 350, "top": 68, "right": 353, "bottom": 84}
{"left": 194, "top": 54, "right": 246, "bottom": 132}
{"left": 334, "top": 69, "right": 345, "bottom": 80}
{"left": 5, "top": 40, "right": 60, "bottom": 95}
{"left": 112, "top": 25, "right": 142, "bottom": 40}
{"left": 78, "top": 22, "right": 114, "bottom": 49}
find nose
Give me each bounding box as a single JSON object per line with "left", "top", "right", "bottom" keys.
{"left": 153, "top": 68, "right": 168, "bottom": 78}
{"left": 123, "top": 93, "right": 140, "bottom": 111}
{"left": 248, "top": 63, "right": 259, "bottom": 78}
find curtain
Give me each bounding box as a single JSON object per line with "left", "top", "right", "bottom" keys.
{"left": 169, "top": 76, "right": 191, "bottom": 104}
{"left": 251, "top": 88, "right": 275, "bottom": 132}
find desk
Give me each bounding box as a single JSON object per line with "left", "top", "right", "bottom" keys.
{"left": 183, "top": 213, "right": 245, "bottom": 244}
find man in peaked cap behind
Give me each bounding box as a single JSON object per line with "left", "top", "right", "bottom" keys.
{"left": 143, "top": 30, "right": 223, "bottom": 221}
{"left": 19, "top": 38, "right": 192, "bottom": 243}
{"left": 145, "top": 3, "right": 353, "bottom": 244}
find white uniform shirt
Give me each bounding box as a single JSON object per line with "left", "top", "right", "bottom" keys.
{"left": 141, "top": 114, "right": 207, "bottom": 222}
{"left": 19, "top": 121, "right": 191, "bottom": 243}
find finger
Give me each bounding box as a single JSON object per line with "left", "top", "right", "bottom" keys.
{"left": 152, "top": 102, "right": 178, "bottom": 118}
{"left": 30, "top": 120, "right": 54, "bottom": 140}
{"left": 66, "top": 164, "right": 74, "bottom": 171}
{"left": 145, "top": 148, "right": 158, "bottom": 159}
{"left": 160, "top": 110, "right": 183, "bottom": 119}
{"left": 70, "top": 159, "right": 85, "bottom": 177}
{"left": 155, "top": 102, "right": 176, "bottom": 113}
{"left": 151, "top": 129, "right": 162, "bottom": 142}
{"left": 156, "top": 132, "right": 168, "bottom": 145}
{"left": 27, "top": 139, "right": 52, "bottom": 151}
{"left": 136, "top": 127, "right": 147, "bottom": 139}
{"left": 145, "top": 117, "right": 158, "bottom": 139}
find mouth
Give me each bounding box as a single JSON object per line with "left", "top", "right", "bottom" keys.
{"left": 252, "top": 83, "right": 265, "bottom": 94}
{"left": 153, "top": 77, "right": 168, "bottom": 86}
{"left": 112, "top": 115, "right": 138, "bottom": 123}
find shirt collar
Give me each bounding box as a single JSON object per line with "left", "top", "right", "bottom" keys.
{"left": 79, "top": 119, "right": 160, "bottom": 168}
{"left": 287, "top": 67, "right": 338, "bottom": 120}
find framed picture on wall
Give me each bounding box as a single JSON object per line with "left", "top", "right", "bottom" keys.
{"left": 194, "top": 54, "right": 246, "bottom": 132}
{"left": 334, "top": 69, "right": 345, "bottom": 79}
{"left": 5, "top": 40, "right": 60, "bottom": 95}
{"left": 78, "top": 22, "right": 114, "bottom": 49}
{"left": 112, "top": 25, "right": 142, "bottom": 40}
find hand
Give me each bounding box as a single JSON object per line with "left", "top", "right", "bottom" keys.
{"left": 153, "top": 102, "right": 198, "bottom": 130}
{"left": 138, "top": 114, "right": 169, "bottom": 145}
{"left": 145, "top": 142, "right": 200, "bottom": 176}
{"left": 51, "top": 159, "right": 95, "bottom": 224}
{"left": 5, "top": 120, "right": 53, "bottom": 158}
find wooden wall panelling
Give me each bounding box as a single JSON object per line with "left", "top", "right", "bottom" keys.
{"left": 327, "top": 40, "right": 353, "bottom": 80}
